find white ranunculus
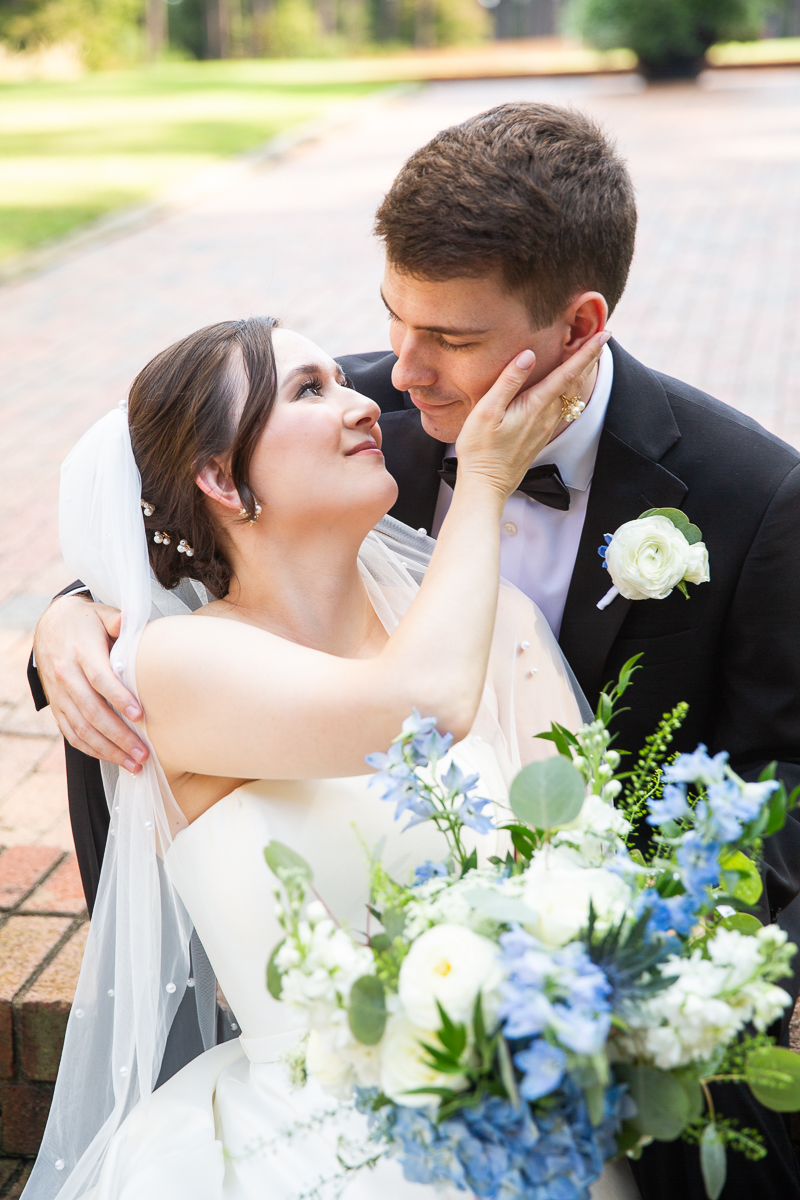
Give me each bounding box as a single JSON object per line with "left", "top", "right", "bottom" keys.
{"left": 604, "top": 515, "right": 690, "bottom": 601}
{"left": 398, "top": 923, "right": 503, "bottom": 1030}
{"left": 684, "top": 541, "right": 710, "bottom": 585}
{"left": 521, "top": 848, "right": 631, "bottom": 946}
{"left": 379, "top": 1012, "right": 467, "bottom": 1107}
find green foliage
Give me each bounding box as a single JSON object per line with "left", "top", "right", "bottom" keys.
{"left": 0, "top": 0, "right": 142, "bottom": 67}
{"left": 639, "top": 507, "right": 703, "bottom": 546}
{"left": 509, "top": 756, "right": 586, "bottom": 832}
{"left": 614, "top": 1063, "right": 692, "bottom": 1140}
{"left": 348, "top": 974, "right": 387, "bottom": 1045}
{"left": 682, "top": 1113, "right": 767, "bottom": 1161}
{"left": 265, "top": 840, "right": 313, "bottom": 884}
{"left": 266, "top": 939, "right": 285, "bottom": 999}
{"left": 700, "top": 1123, "right": 727, "bottom": 1200}
{"left": 619, "top": 702, "right": 688, "bottom": 844}
{"left": 719, "top": 849, "right": 763, "bottom": 905}
{"left": 568, "top": 0, "right": 779, "bottom": 72}
{"left": 745, "top": 1046, "right": 800, "bottom": 1112}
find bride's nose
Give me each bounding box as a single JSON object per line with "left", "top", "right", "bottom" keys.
{"left": 342, "top": 390, "right": 381, "bottom": 431}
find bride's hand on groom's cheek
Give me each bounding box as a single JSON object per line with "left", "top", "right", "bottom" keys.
{"left": 455, "top": 330, "right": 610, "bottom": 499}
{"left": 34, "top": 596, "right": 149, "bottom": 772}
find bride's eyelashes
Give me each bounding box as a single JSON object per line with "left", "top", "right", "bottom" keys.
{"left": 295, "top": 375, "right": 325, "bottom": 400}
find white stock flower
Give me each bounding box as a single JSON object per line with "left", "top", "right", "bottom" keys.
{"left": 398, "top": 923, "right": 503, "bottom": 1030}
{"left": 279, "top": 919, "right": 375, "bottom": 1012}
{"left": 380, "top": 1012, "right": 467, "bottom": 1108}
{"left": 604, "top": 515, "right": 690, "bottom": 601}
{"left": 552, "top": 793, "right": 631, "bottom": 866}
{"left": 521, "top": 847, "right": 631, "bottom": 947}
{"left": 621, "top": 927, "right": 793, "bottom": 1069}
{"left": 684, "top": 541, "right": 710, "bottom": 585}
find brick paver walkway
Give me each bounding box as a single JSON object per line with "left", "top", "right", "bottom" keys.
{"left": 3, "top": 67, "right": 800, "bottom": 847}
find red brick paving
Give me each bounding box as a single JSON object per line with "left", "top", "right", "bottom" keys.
{"left": 0, "top": 847, "right": 62, "bottom": 912}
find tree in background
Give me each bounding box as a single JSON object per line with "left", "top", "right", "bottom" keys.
{"left": 569, "top": 0, "right": 783, "bottom": 78}
{"left": 0, "top": 0, "right": 142, "bottom": 64}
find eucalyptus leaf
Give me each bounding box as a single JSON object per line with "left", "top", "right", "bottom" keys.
{"left": 348, "top": 975, "right": 387, "bottom": 1046}
{"left": 382, "top": 907, "right": 406, "bottom": 941}
{"left": 700, "top": 1124, "right": 727, "bottom": 1200}
{"left": 639, "top": 507, "right": 702, "bottom": 545}
{"left": 461, "top": 887, "right": 539, "bottom": 926}
{"left": 264, "top": 841, "right": 313, "bottom": 883}
{"left": 721, "top": 912, "right": 763, "bottom": 936}
{"left": 719, "top": 850, "right": 763, "bottom": 905}
{"left": 266, "top": 940, "right": 284, "bottom": 1000}
{"left": 746, "top": 1046, "right": 800, "bottom": 1111}
{"left": 614, "top": 1064, "right": 690, "bottom": 1141}
{"left": 509, "top": 757, "right": 585, "bottom": 832}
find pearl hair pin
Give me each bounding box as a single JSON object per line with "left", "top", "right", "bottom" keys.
{"left": 177, "top": 539, "right": 194, "bottom": 557}
{"left": 153, "top": 531, "right": 171, "bottom": 546}
{"left": 140, "top": 499, "right": 155, "bottom": 517}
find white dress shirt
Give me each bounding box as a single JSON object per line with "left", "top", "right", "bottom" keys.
{"left": 431, "top": 346, "right": 614, "bottom": 638}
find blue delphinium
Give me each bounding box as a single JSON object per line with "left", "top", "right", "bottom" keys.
{"left": 498, "top": 928, "right": 612, "bottom": 1104}
{"left": 662, "top": 745, "right": 728, "bottom": 787}
{"left": 413, "top": 860, "right": 449, "bottom": 885}
{"left": 356, "top": 1081, "right": 625, "bottom": 1200}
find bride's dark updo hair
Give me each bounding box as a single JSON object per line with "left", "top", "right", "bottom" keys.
{"left": 128, "top": 315, "right": 279, "bottom": 598}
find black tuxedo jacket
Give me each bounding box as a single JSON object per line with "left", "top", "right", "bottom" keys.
{"left": 339, "top": 339, "right": 800, "bottom": 931}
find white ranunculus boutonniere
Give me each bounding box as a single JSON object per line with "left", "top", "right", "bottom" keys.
{"left": 597, "top": 507, "right": 710, "bottom": 610}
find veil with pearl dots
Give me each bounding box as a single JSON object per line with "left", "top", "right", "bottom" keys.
{"left": 24, "top": 402, "right": 197, "bottom": 1199}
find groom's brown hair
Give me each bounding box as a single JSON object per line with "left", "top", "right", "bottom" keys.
{"left": 374, "top": 103, "right": 636, "bottom": 329}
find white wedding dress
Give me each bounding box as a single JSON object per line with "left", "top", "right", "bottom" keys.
{"left": 35, "top": 398, "right": 639, "bottom": 1200}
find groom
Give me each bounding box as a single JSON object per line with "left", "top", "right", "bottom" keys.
{"left": 31, "top": 103, "right": 800, "bottom": 1198}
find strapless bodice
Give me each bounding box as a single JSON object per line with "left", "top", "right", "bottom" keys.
{"left": 163, "top": 737, "right": 510, "bottom": 1044}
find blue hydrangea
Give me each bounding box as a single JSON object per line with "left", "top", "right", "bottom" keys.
{"left": 355, "top": 1081, "right": 625, "bottom": 1200}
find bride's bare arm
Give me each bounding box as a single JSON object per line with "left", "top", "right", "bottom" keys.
{"left": 137, "top": 335, "right": 607, "bottom": 785}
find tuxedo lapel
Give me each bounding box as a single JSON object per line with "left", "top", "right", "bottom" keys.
{"left": 559, "top": 342, "right": 688, "bottom": 702}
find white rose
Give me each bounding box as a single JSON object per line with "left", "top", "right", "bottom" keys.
{"left": 379, "top": 1012, "right": 467, "bottom": 1107}
{"left": 684, "top": 541, "right": 710, "bottom": 585}
{"left": 398, "top": 923, "right": 503, "bottom": 1030}
{"left": 521, "top": 849, "right": 631, "bottom": 946}
{"left": 604, "top": 515, "right": 690, "bottom": 600}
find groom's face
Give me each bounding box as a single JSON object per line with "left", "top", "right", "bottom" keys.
{"left": 382, "top": 263, "right": 567, "bottom": 444}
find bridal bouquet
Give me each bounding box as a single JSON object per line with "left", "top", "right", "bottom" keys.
{"left": 265, "top": 660, "right": 800, "bottom": 1200}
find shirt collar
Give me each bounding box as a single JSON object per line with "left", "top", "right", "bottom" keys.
{"left": 529, "top": 344, "right": 613, "bottom": 493}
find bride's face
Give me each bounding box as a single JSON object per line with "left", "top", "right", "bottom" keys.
{"left": 246, "top": 329, "right": 398, "bottom": 531}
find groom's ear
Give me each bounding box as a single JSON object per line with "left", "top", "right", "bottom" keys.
{"left": 195, "top": 459, "right": 241, "bottom": 512}
{"left": 561, "top": 292, "right": 608, "bottom": 357}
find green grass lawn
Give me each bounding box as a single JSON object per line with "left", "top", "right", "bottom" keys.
{"left": 0, "top": 61, "right": 385, "bottom": 262}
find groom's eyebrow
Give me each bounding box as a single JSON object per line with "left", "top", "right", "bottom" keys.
{"left": 380, "top": 290, "right": 490, "bottom": 337}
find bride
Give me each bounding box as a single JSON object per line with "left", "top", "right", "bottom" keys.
{"left": 25, "top": 316, "right": 634, "bottom": 1200}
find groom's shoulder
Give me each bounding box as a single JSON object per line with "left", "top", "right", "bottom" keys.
{"left": 612, "top": 342, "right": 800, "bottom": 481}
{"left": 336, "top": 350, "right": 404, "bottom": 413}
{"left": 654, "top": 366, "right": 800, "bottom": 475}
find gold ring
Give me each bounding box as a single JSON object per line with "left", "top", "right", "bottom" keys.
{"left": 560, "top": 393, "right": 585, "bottom": 423}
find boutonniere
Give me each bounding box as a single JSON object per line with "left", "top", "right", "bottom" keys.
{"left": 597, "top": 507, "right": 710, "bottom": 611}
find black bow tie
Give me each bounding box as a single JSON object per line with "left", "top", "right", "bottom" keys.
{"left": 437, "top": 458, "right": 570, "bottom": 512}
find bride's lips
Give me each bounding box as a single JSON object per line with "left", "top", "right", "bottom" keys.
{"left": 346, "top": 440, "right": 383, "bottom": 457}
